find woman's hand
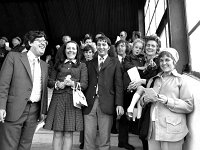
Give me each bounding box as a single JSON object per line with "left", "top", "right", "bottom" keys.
{"left": 127, "top": 79, "right": 145, "bottom": 91}
{"left": 64, "top": 78, "right": 75, "bottom": 87}
{"left": 56, "top": 81, "right": 65, "bottom": 89}
{"left": 143, "top": 93, "right": 168, "bottom": 104}
{"left": 127, "top": 80, "right": 139, "bottom": 91}
{"left": 157, "top": 94, "right": 168, "bottom": 104}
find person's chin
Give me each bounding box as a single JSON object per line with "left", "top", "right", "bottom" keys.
{"left": 98, "top": 53, "right": 105, "bottom": 57}
{"left": 39, "top": 51, "right": 45, "bottom": 56}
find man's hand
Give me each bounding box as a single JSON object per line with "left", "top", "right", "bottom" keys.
{"left": 116, "top": 106, "right": 124, "bottom": 116}
{"left": 38, "top": 114, "right": 46, "bottom": 124}
{"left": 0, "top": 109, "right": 6, "bottom": 123}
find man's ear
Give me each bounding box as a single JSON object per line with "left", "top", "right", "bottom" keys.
{"left": 156, "top": 44, "right": 159, "bottom": 54}
{"left": 28, "top": 41, "right": 33, "bottom": 47}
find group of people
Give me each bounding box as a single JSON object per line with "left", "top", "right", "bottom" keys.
{"left": 0, "top": 36, "right": 25, "bottom": 69}
{"left": 0, "top": 30, "right": 194, "bottom": 150}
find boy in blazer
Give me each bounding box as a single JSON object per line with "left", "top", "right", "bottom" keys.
{"left": 0, "top": 31, "right": 48, "bottom": 150}
{"left": 83, "top": 35, "right": 124, "bottom": 150}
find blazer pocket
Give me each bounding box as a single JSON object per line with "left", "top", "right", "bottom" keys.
{"left": 166, "top": 116, "right": 182, "bottom": 133}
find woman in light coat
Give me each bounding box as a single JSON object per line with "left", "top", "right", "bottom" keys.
{"left": 143, "top": 48, "right": 194, "bottom": 150}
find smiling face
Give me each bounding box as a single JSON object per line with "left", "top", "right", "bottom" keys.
{"left": 160, "top": 55, "right": 175, "bottom": 74}
{"left": 132, "top": 42, "right": 143, "bottom": 56}
{"left": 145, "top": 40, "right": 158, "bottom": 56}
{"left": 96, "top": 39, "right": 110, "bottom": 57}
{"left": 65, "top": 42, "right": 77, "bottom": 60}
{"left": 29, "top": 37, "right": 47, "bottom": 57}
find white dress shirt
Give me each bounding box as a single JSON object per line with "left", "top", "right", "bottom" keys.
{"left": 27, "top": 51, "right": 42, "bottom": 102}
{"left": 96, "top": 54, "right": 108, "bottom": 94}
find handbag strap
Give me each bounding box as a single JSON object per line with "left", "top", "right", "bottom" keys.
{"left": 75, "top": 82, "right": 81, "bottom": 91}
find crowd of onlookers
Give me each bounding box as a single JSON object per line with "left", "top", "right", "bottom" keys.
{"left": 0, "top": 30, "right": 194, "bottom": 150}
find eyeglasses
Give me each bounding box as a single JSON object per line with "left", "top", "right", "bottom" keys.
{"left": 34, "top": 39, "right": 48, "bottom": 45}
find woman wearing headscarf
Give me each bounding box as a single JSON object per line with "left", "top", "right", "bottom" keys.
{"left": 142, "top": 48, "right": 194, "bottom": 150}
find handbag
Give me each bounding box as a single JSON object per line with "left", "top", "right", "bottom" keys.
{"left": 138, "top": 78, "right": 156, "bottom": 139}
{"left": 73, "top": 82, "right": 88, "bottom": 109}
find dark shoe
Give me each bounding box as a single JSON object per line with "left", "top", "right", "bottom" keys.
{"left": 111, "top": 128, "right": 118, "bottom": 134}
{"left": 79, "top": 143, "right": 84, "bottom": 149}
{"left": 118, "top": 143, "right": 135, "bottom": 150}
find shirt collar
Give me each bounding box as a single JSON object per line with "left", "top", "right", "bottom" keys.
{"left": 64, "top": 59, "right": 76, "bottom": 64}
{"left": 27, "top": 50, "right": 40, "bottom": 62}
{"left": 156, "top": 69, "right": 181, "bottom": 78}
{"left": 98, "top": 54, "right": 108, "bottom": 62}
{"left": 118, "top": 55, "right": 123, "bottom": 63}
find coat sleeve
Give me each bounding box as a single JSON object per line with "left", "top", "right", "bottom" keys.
{"left": 47, "top": 65, "right": 58, "bottom": 88}
{"left": 167, "top": 76, "right": 194, "bottom": 114}
{"left": 0, "top": 52, "right": 14, "bottom": 110}
{"left": 79, "top": 63, "right": 88, "bottom": 91}
{"left": 114, "top": 60, "right": 124, "bottom": 106}
{"left": 124, "top": 55, "right": 135, "bottom": 71}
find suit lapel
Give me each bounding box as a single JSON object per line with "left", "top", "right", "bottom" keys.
{"left": 92, "top": 57, "right": 99, "bottom": 73}
{"left": 100, "top": 56, "right": 111, "bottom": 71}
{"left": 20, "top": 52, "right": 33, "bottom": 81}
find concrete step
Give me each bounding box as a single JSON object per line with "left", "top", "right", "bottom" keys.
{"left": 32, "top": 128, "right": 143, "bottom": 150}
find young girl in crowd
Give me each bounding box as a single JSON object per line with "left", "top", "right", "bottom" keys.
{"left": 123, "top": 38, "right": 146, "bottom": 121}
{"left": 44, "top": 41, "right": 88, "bottom": 150}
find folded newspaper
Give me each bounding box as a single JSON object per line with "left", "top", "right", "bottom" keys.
{"left": 127, "top": 67, "right": 141, "bottom": 82}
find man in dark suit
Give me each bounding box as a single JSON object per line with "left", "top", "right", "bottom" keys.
{"left": 115, "top": 40, "right": 135, "bottom": 150}
{"left": 83, "top": 35, "right": 124, "bottom": 150}
{"left": 0, "top": 30, "right": 49, "bottom": 150}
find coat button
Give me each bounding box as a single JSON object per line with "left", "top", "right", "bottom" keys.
{"left": 25, "top": 98, "right": 28, "bottom": 101}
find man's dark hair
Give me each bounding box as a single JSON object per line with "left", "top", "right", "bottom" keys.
{"left": 83, "top": 44, "right": 95, "bottom": 53}
{"left": 96, "top": 35, "right": 111, "bottom": 46}
{"left": 115, "top": 39, "right": 130, "bottom": 55}
{"left": 23, "top": 30, "right": 46, "bottom": 50}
